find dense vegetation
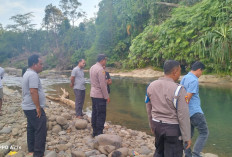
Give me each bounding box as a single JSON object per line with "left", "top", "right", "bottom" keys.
{"left": 0, "top": 0, "right": 231, "bottom": 74}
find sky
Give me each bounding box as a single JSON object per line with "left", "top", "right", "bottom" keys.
{"left": 0, "top": 0, "right": 101, "bottom": 29}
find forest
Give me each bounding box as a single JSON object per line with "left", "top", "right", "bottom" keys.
{"left": 0, "top": 0, "right": 231, "bottom": 74}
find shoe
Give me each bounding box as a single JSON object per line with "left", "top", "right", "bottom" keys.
{"left": 76, "top": 116, "right": 84, "bottom": 119}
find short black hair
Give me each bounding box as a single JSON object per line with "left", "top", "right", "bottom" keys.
{"left": 164, "top": 60, "right": 180, "bottom": 75}
{"left": 77, "top": 59, "right": 84, "bottom": 64}
{"left": 191, "top": 61, "right": 205, "bottom": 71}
{"left": 97, "top": 54, "right": 106, "bottom": 62}
{"left": 28, "top": 54, "right": 40, "bottom": 67}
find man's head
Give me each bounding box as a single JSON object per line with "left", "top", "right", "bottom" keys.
{"left": 191, "top": 61, "right": 205, "bottom": 78}
{"left": 28, "top": 54, "right": 43, "bottom": 73}
{"left": 77, "top": 59, "right": 86, "bottom": 69}
{"left": 164, "top": 60, "right": 181, "bottom": 82}
{"left": 97, "top": 54, "right": 107, "bottom": 66}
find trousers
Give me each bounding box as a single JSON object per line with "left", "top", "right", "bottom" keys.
{"left": 151, "top": 121, "right": 183, "bottom": 157}
{"left": 23, "top": 108, "right": 47, "bottom": 157}
{"left": 91, "top": 97, "right": 107, "bottom": 137}
{"left": 74, "top": 89, "right": 85, "bottom": 116}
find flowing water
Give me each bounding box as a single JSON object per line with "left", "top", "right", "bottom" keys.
{"left": 3, "top": 74, "right": 232, "bottom": 157}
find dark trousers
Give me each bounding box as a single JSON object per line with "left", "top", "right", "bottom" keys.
{"left": 74, "top": 89, "right": 85, "bottom": 116}
{"left": 24, "top": 109, "right": 47, "bottom": 157}
{"left": 91, "top": 98, "right": 107, "bottom": 137}
{"left": 151, "top": 121, "right": 183, "bottom": 157}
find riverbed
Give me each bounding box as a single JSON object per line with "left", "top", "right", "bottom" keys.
{"left": 3, "top": 73, "right": 232, "bottom": 157}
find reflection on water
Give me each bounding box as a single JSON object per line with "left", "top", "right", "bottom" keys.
{"left": 3, "top": 74, "right": 232, "bottom": 157}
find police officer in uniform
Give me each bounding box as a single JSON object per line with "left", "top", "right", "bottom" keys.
{"left": 146, "top": 60, "right": 191, "bottom": 157}
{"left": 90, "top": 54, "right": 110, "bottom": 137}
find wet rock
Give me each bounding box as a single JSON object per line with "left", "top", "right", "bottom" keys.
{"left": 75, "top": 119, "right": 88, "bottom": 129}
{"left": 95, "top": 134, "right": 122, "bottom": 149}
{"left": 56, "top": 116, "right": 67, "bottom": 126}
{"left": 0, "top": 127, "right": 12, "bottom": 134}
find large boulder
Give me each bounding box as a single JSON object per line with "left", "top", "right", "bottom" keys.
{"left": 85, "top": 150, "right": 100, "bottom": 157}
{"left": 0, "top": 141, "right": 11, "bottom": 156}
{"left": 75, "top": 119, "right": 88, "bottom": 129}
{"left": 139, "top": 146, "right": 152, "bottom": 155}
{"left": 95, "top": 134, "right": 122, "bottom": 149}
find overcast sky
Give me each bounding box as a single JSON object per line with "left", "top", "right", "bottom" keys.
{"left": 0, "top": 0, "right": 101, "bottom": 28}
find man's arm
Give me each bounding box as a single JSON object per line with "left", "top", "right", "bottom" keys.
{"left": 146, "top": 101, "right": 153, "bottom": 134}
{"left": 30, "top": 88, "right": 41, "bottom": 118}
{"left": 98, "top": 69, "right": 110, "bottom": 102}
{"left": 186, "top": 92, "right": 193, "bottom": 102}
{"left": 177, "top": 88, "right": 191, "bottom": 148}
{"left": 70, "top": 76, "right": 75, "bottom": 88}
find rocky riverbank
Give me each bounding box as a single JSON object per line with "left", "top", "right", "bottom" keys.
{"left": 0, "top": 86, "right": 219, "bottom": 157}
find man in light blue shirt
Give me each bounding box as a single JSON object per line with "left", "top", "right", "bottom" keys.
{"left": 180, "top": 61, "right": 209, "bottom": 157}
{"left": 22, "top": 54, "right": 47, "bottom": 157}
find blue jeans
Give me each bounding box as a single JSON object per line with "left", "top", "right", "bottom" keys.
{"left": 185, "top": 113, "right": 209, "bottom": 157}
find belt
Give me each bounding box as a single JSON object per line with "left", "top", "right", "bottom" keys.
{"left": 152, "top": 118, "right": 178, "bottom": 125}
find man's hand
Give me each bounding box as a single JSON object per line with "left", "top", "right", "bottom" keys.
{"left": 150, "top": 128, "right": 154, "bottom": 134}
{"left": 107, "top": 79, "right": 112, "bottom": 85}
{"left": 107, "top": 98, "right": 110, "bottom": 104}
{"left": 70, "top": 83, "right": 74, "bottom": 88}
{"left": 36, "top": 107, "right": 41, "bottom": 118}
{"left": 185, "top": 140, "right": 191, "bottom": 149}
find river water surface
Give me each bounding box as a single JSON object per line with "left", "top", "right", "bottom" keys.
{"left": 3, "top": 74, "right": 232, "bottom": 157}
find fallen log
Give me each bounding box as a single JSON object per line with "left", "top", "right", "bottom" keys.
{"left": 46, "top": 88, "right": 75, "bottom": 109}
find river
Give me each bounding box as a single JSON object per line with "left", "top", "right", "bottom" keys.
{"left": 3, "top": 74, "right": 232, "bottom": 157}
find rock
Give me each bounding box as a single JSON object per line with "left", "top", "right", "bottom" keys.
{"left": 61, "top": 113, "right": 72, "bottom": 120}
{"left": 12, "top": 128, "right": 19, "bottom": 136}
{"left": 89, "top": 155, "right": 106, "bottom": 157}
{"left": 0, "top": 127, "right": 12, "bottom": 134}
{"left": 56, "top": 116, "right": 68, "bottom": 126}
{"left": 6, "top": 151, "right": 24, "bottom": 157}
{"left": 49, "top": 116, "right": 56, "bottom": 122}
{"left": 58, "top": 131, "right": 66, "bottom": 135}
{"left": 203, "top": 153, "right": 219, "bottom": 157}
{"left": 139, "top": 146, "right": 152, "bottom": 155}
{"left": 47, "top": 122, "right": 53, "bottom": 130}
{"left": 0, "top": 124, "right": 4, "bottom": 130}
{"left": 108, "top": 150, "right": 122, "bottom": 157}
{"left": 104, "top": 145, "right": 116, "bottom": 154}
{"left": 45, "top": 150, "right": 57, "bottom": 157}
{"left": 52, "top": 125, "right": 62, "bottom": 134}
{"left": 85, "top": 150, "right": 100, "bottom": 157}
{"left": 95, "top": 134, "right": 122, "bottom": 149}
{"left": 98, "top": 146, "right": 108, "bottom": 155}
{"left": 56, "top": 144, "right": 68, "bottom": 151}
{"left": 62, "top": 124, "right": 69, "bottom": 130}
{"left": 0, "top": 141, "right": 11, "bottom": 156}
{"left": 75, "top": 119, "right": 88, "bottom": 129}
{"left": 116, "top": 147, "right": 128, "bottom": 156}
{"left": 71, "top": 151, "right": 86, "bottom": 157}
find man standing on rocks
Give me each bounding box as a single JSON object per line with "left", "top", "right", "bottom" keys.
{"left": 90, "top": 54, "right": 110, "bottom": 137}
{"left": 146, "top": 60, "right": 191, "bottom": 157}
{"left": 0, "top": 66, "right": 5, "bottom": 116}
{"left": 70, "top": 59, "right": 86, "bottom": 119}
{"left": 21, "top": 54, "right": 47, "bottom": 157}
{"left": 180, "top": 61, "right": 209, "bottom": 157}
